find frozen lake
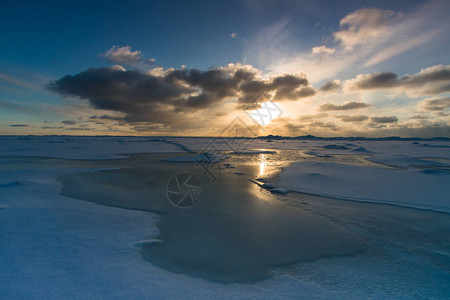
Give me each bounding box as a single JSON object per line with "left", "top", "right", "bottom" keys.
{"left": 0, "top": 136, "right": 449, "bottom": 298}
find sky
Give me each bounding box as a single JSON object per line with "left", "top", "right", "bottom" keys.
{"left": 0, "top": 0, "right": 449, "bottom": 137}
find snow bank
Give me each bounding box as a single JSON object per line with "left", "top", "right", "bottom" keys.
{"left": 278, "top": 161, "right": 450, "bottom": 212}
{"left": 323, "top": 144, "right": 351, "bottom": 150}
{"left": 367, "top": 154, "right": 448, "bottom": 168}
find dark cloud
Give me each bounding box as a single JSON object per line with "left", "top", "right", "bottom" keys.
{"left": 41, "top": 126, "right": 64, "bottom": 129}
{"left": 347, "top": 65, "right": 450, "bottom": 95}
{"left": 49, "top": 64, "right": 316, "bottom": 125}
{"left": 235, "top": 74, "right": 316, "bottom": 109}
{"left": 410, "top": 115, "right": 429, "bottom": 120}
{"left": 371, "top": 116, "right": 398, "bottom": 123}
{"left": 419, "top": 97, "right": 450, "bottom": 111}
{"left": 270, "top": 74, "right": 310, "bottom": 100}
{"left": 336, "top": 115, "right": 369, "bottom": 122}
{"left": 65, "top": 127, "right": 96, "bottom": 131}
{"left": 62, "top": 120, "right": 78, "bottom": 125}
{"left": 319, "top": 101, "right": 370, "bottom": 111}
{"left": 349, "top": 72, "right": 398, "bottom": 89}
{"left": 9, "top": 124, "right": 28, "bottom": 127}
{"left": 89, "top": 115, "right": 125, "bottom": 121}
{"left": 309, "top": 121, "right": 339, "bottom": 130}
{"left": 319, "top": 80, "right": 341, "bottom": 92}
{"left": 383, "top": 123, "right": 450, "bottom": 138}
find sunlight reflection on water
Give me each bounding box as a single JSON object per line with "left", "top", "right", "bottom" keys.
{"left": 259, "top": 154, "right": 266, "bottom": 176}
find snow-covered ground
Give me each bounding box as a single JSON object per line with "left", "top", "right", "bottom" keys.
{"left": 1, "top": 135, "right": 449, "bottom": 211}
{"left": 276, "top": 161, "right": 450, "bottom": 212}
{"left": 0, "top": 166, "right": 365, "bottom": 299}
{"left": 1, "top": 134, "right": 448, "bottom": 214}
{"left": 1, "top": 135, "right": 449, "bottom": 159}
{"left": 0, "top": 136, "right": 184, "bottom": 159}
{"left": 1, "top": 135, "right": 449, "bottom": 298}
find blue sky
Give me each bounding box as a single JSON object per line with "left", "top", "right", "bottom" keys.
{"left": 0, "top": 0, "right": 449, "bottom": 136}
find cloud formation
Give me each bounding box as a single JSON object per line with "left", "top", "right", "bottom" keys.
{"left": 9, "top": 124, "right": 28, "bottom": 127}
{"left": 298, "top": 113, "right": 328, "bottom": 121}
{"left": 49, "top": 63, "right": 317, "bottom": 125}
{"left": 346, "top": 65, "right": 450, "bottom": 95}
{"left": 319, "top": 80, "right": 341, "bottom": 92}
{"left": 334, "top": 8, "right": 399, "bottom": 51}
{"left": 104, "top": 46, "right": 143, "bottom": 64}
{"left": 42, "top": 126, "right": 64, "bottom": 129}
{"left": 312, "top": 46, "right": 336, "bottom": 63}
{"left": 265, "top": 1, "right": 450, "bottom": 83}
{"left": 62, "top": 120, "right": 78, "bottom": 125}
{"left": 312, "top": 46, "right": 335, "bottom": 55}
{"left": 336, "top": 115, "right": 369, "bottom": 122}
{"left": 371, "top": 116, "right": 398, "bottom": 123}
{"left": 319, "top": 101, "right": 370, "bottom": 111}
{"left": 419, "top": 96, "right": 450, "bottom": 111}
{"left": 364, "top": 1, "right": 450, "bottom": 66}
{"left": 103, "top": 46, "right": 154, "bottom": 67}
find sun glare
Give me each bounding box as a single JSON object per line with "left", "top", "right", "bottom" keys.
{"left": 248, "top": 101, "right": 283, "bottom": 126}
{"left": 259, "top": 154, "right": 266, "bottom": 176}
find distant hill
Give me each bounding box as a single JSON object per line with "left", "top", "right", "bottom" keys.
{"left": 257, "top": 135, "right": 450, "bottom": 142}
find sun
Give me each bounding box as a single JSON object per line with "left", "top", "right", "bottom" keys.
{"left": 247, "top": 102, "right": 283, "bottom": 126}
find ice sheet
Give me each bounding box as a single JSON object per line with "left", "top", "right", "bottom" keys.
{"left": 0, "top": 164, "right": 365, "bottom": 299}
{"left": 161, "top": 152, "right": 228, "bottom": 163}
{"left": 277, "top": 161, "right": 450, "bottom": 212}
{"left": 0, "top": 136, "right": 184, "bottom": 159}
{"left": 1, "top": 136, "right": 450, "bottom": 298}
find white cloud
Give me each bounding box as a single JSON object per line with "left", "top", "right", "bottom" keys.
{"left": 103, "top": 46, "right": 143, "bottom": 65}
{"left": 363, "top": 0, "right": 450, "bottom": 66}
{"left": 334, "top": 8, "right": 399, "bottom": 51}
{"left": 365, "top": 29, "right": 441, "bottom": 67}
{"left": 109, "top": 65, "right": 126, "bottom": 72}
{"left": 266, "top": 1, "right": 449, "bottom": 85}
{"left": 266, "top": 49, "right": 360, "bottom": 84}
{"left": 312, "top": 46, "right": 335, "bottom": 55}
